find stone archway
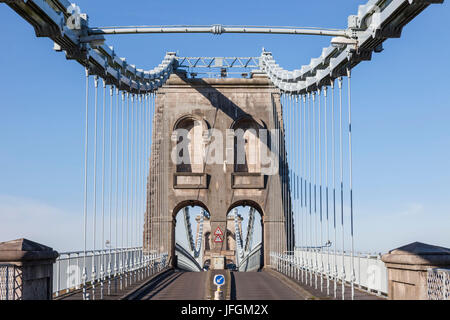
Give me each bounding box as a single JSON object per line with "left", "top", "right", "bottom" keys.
{"left": 226, "top": 202, "right": 264, "bottom": 270}
{"left": 171, "top": 200, "right": 211, "bottom": 269}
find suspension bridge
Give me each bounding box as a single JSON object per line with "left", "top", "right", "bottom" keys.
{"left": 0, "top": 0, "right": 449, "bottom": 302}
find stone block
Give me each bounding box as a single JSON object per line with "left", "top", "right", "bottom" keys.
{"left": 0, "top": 238, "right": 58, "bottom": 300}
{"left": 381, "top": 242, "right": 450, "bottom": 300}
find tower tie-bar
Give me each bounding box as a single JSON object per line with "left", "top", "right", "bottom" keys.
{"left": 89, "top": 25, "right": 350, "bottom": 38}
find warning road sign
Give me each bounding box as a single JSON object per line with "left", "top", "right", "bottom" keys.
{"left": 214, "top": 226, "right": 223, "bottom": 236}
{"left": 214, "top": 235, "right": 223, "bottom": 243}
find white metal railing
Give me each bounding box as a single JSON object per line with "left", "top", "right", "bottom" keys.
{"left": 53, "top": 248, "right": 168, "bottom": 299}
{"left": 428, "top": 268, "right": 450, "bottom": 300}
{"left": 270, "top": 249, "right": 388, "bottom": 298}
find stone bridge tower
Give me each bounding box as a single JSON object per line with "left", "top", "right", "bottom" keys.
{"left": 144, "top": 72, "right": 294, "bottom": 268}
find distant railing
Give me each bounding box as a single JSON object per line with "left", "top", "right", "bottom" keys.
{"left": 239, "top": 243, "right": 262, "bottom": 272}
{"left": 270, "top": 249, "right": 388, "bottom": 298}
{"left": 428, "top": 268, "right": 450, "bottom": 300}
{"left": 175, "top": 243, "right": 202, "bottom": 272}
{"left": 53, "top": 248, "right": 168, "bottom": 299}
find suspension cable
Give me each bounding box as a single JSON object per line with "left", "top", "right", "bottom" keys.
{"left": 138, "top": 94, "right": 142, "bottom": 250}
{"left": 301, "top": 94, "right": 305, "bottom": 283}
{"left": 331, "top": 79, "right": 337, "bottom": 299}
{"left": 318, "top": 88, "right": 323, "bottom": 292}
{"left": 120, "top": 91, "right": 125, "bottom": 290}
{"left": 293, "top": 94, "right": 297, "bottom": 267}
{"left": 130, "top": 94, "right": 135, "bottom": 256}
{"left": 144, "top": 94, "right": 148, "bottom": 258}
{"left": 140, "top": 94, "right": 144, "bottom": 250}
{"left": 282, "top": 95, "right": 284, "bottom": 258}
{"left": 308, "top": 92, "right": 312, "bottom": 285}
{"left": 278, "top": 95, "right": 282, "bottom": 259}
{"left": 338, "top": 76, "right": 345, "bottom": 300}
{"left": 136, "top": 94, "right": 139, "bottom": 250}
{"left": 135, "top": 93, "right": 139, "bottom": 276}
{"left": 149, "top": 95, "right": 153, "bottom": 256}
{"left": 138, "top": 94, "right": 142, "bottom": 252}
{"left": 134, "top": 94, "right": 138, "bottom": 251}
{"left": 324, "top": 85, "right": 330, "bottom": 296}
{"left": 145, "top": 95, "right": 148, "bottom": 251}
{"left": 151, "top": 92, "right": 154, "bottom": 257}
{"left": 296, "top": 94, "right": 300, "bottom": 280}
{"left": 148, "top": 94, "right": 152, "bottom": 257}
{"left": 141, "top": 94, "right": 145, "bottom": 252}
{"left": 347, "top": 68, "right": 355, "bottom": 300}
{"left": 82, "top": 68, "right": 90, "bottom": 300}
{"left": 290, "top": 94, "right": 294, "bottom": 255}
{"left": 100, "top": 80, "right": 106, "bottom": 298}
{"left": 288, "top": 93, "right": 291, "bottom": 273}
{"left": 91, "top": 75, "right": 99, "bottom": 299}
{"left": 114, "top": 88, "right": 120, "bottom": 284}
{"left": 312, "top": 91, "right": 318, "bottom": 289}
{"left": 125, "top": 92, "right": 130, "bottom": 286}
{"left": 107, "top": 85, "right": 113, "bottom": 294}
{"left": 157, "top": 99, "right": 161, "bottom": 256}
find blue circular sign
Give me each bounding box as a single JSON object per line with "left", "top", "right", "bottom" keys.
{"left": 214, "top": 274, "right": 225, "bottom": 286}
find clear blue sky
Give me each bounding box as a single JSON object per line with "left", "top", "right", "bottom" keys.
{"left": 0, "top": 1, "right": 449, "bottom": 253}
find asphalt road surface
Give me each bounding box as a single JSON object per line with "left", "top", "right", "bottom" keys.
{"left": 140, "top": 270, "right": 207, "bottom": 300}
{"left": 230, "top": 271, "right": 306, "bottom": 300}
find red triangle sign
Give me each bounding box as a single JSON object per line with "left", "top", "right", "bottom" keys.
{"left": 214, "top": 226, "right": 223, "bottom": 236}
{"left": 214, "top": 235, "right": 223, "bottom": 243}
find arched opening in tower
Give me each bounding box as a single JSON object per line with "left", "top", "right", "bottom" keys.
{"left": 174, "top": 205, "right": 211, "bottom": 272}
{"left": 225, "top": 205, "right": 263, "bottom": 272}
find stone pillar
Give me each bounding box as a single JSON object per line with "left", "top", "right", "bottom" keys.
{"left": 381, "top": 242, "right": 450, "bottom": 300}
{"left": 0, "top": 239, "right": 58, "bottom": 300}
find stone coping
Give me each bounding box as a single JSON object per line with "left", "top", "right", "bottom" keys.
{"left": 381, "top": 242, "right": 450, "bottom": 266}
{"left": 162, "top": 73, "right": 276, "bottom": 89}
{"left": 0, "top": 238, "right": 59, "bottom": 263}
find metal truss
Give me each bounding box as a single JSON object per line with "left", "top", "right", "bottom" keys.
{"left": 176, "top": 57, "right": 259, "bottom": 69}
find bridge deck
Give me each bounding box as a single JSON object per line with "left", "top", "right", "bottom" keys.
{"left": 230, "top": 271, "right": 306, "bottom": 300}
{"left": 139, "top": 270, "right": 207, "bottom": 300}
{"left": 137, "top": 270, "right": 311, "bottom": 300}
{"left": 57, "top": 269, "right": 383, "bottom": 300}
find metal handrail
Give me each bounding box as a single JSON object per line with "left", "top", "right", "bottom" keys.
{"left": 53, "top": 248, "right": 168, "bottom": 299}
